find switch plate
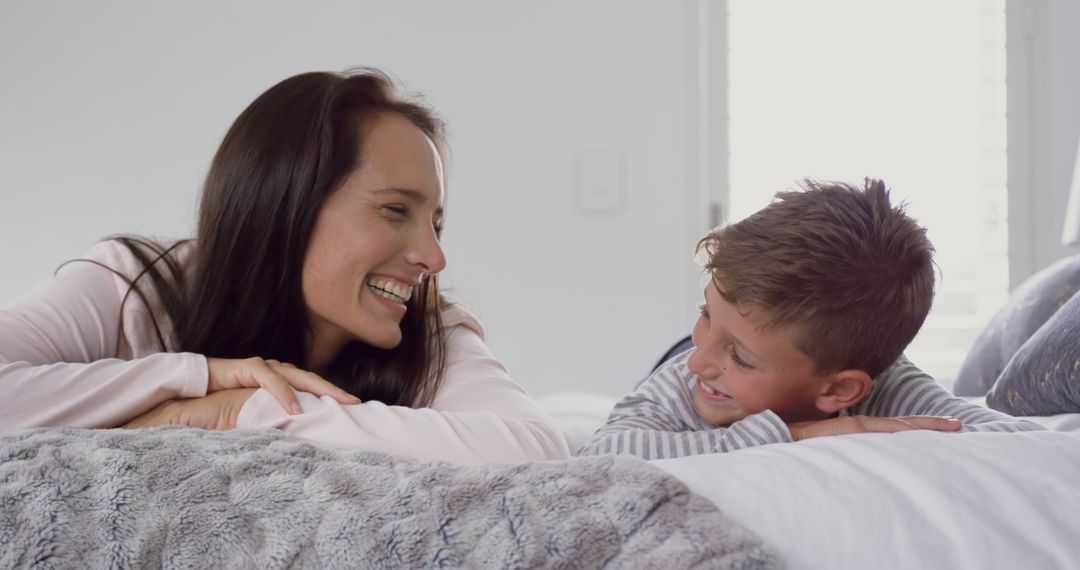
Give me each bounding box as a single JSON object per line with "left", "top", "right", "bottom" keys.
{"left": 575, "top": 151, "right": 626, "bottom": 214}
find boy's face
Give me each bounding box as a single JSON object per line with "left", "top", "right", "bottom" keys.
{"left": 687, "top": 281, "right": 831, "bottom": 426}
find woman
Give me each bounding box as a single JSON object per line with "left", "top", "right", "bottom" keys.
{"left": 0, "top": 69, "right": 569, "bottom": 464}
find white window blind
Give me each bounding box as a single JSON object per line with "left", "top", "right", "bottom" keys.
{"left": 725, "top": 0, "right": 1008, "bottom": 389}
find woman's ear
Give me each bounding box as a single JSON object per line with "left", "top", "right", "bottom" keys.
{"left": 815, "top": 370, "right": 872, "bottom": 414}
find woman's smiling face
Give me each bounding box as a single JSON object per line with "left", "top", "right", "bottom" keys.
{"left": 301, "top": 112, "right": 447, "bottom": 367}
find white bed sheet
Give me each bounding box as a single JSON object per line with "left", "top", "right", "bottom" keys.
{"left": 1026, "top": 411, "right": 1080, "bottom": 432}
{"left": 652, "top": 427, "right": 1080, "bottom": 570}
{"left": 541, "top": 393, "right": 1080, "bottom": 568}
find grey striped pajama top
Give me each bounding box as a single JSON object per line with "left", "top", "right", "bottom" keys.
{"left": 577, "top": 350, "right": 1044, "bottom": 459}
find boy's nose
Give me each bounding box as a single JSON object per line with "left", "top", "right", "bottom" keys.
{"left": 687, "top": 347, "right": 720, "bottom": 380}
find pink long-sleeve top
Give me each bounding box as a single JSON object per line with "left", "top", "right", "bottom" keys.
{"left": 0, "top": 240, "right": 569, "bottom": 464}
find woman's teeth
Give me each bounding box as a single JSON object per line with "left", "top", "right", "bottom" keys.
{"left": 367, "top": 279, "right": 412, "bottom": 303}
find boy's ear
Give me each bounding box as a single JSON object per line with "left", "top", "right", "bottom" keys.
{"left": 814, "top": 370, "right": 872, "bottom": 414}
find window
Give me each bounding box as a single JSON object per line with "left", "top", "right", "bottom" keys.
{"left": 724, "top": 0, "right": 1008, "bottom": 389}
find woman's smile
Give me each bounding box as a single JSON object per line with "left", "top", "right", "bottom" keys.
{"left": 365, "top": 275, "right": 414, "bottom": 316}
{"left": 367, "top": 276, "right": 414, "bottom": 304}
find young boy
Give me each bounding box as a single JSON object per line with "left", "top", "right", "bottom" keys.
{"left": 578, "top": 179, "right": 1043, "bottom": 459}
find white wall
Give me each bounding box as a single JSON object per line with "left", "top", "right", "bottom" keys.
{"left": 6, "top": 1, "right": 1075, "bottom": 399}
{"left": 0, "top": 1, "right": 704, "bottom": 398}
{"left": 1007, "top": 0, "right": 1080, "bottom": 287}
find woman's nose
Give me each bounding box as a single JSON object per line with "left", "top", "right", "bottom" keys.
{"left": 405, "top": 227, "right": 447, "bottom": 275}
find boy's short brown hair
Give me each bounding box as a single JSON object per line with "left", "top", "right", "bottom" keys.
{"left": 697, "top": 178, "right": 935, "bottom": 378}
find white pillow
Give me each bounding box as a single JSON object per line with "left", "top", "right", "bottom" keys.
{"left": 1025, "top": 411, "right": 1080, "bottom": 432}
{"left": 652, "top": 430, "right": 1080, "bottom": 570}
{"left": 536, "top": 391, "right": 617, "bottom": 452}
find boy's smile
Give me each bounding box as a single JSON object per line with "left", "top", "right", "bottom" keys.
{"left": 696, "top": 378, "right": 732, "bottom": 402}
{"left": 687, "top": 280, "right": 832, "bottom": 427}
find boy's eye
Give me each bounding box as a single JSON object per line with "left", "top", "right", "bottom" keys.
{"left": 697, "top": 303, "right": 709, "bottom": 319}
{"left": 729, "top": 347, "right": 753, "bottom": 370}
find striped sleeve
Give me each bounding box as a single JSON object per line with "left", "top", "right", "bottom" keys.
{"left": 575, "top": 351, "right": 793, "bottom": 459}
{"left": 851, "top": 356, "right": 1045, "bottom": 433}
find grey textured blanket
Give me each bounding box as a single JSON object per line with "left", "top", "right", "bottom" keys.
{"left": 0, "top": 427, "right": 778, "bottom": 569}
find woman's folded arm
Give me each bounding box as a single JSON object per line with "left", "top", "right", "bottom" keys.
{"left": 0, "top": 249, "right": 207, "bottom": 429}
{"left": 237, "top": 313, "right": 570, "bottom": 465}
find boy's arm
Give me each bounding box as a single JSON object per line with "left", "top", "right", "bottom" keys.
{"left": 576, "top": 354, "right": 793, "bottom": 459}
{"left": 853, "top": 356, "right": 1044, "bottom": 432}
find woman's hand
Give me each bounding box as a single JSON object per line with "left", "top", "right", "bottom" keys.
{"left": 123, "top": 388, "right": 260, "bottom": 430}
{"left": 788, "top": 415, "right": 962, "bottom": 441}
{"left": 206, "top": 357, "right": 360, "bottom": 415}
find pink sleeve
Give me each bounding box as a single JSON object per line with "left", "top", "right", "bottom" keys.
{"left": 236, "top": 308, "right": 570, "bottom": 465}
{"left": 0, "top": 250, "right": 207, "bottom": 429}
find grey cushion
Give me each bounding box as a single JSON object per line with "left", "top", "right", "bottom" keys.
{"left": 986, "top": 287, "right": 1080, "bottom": 415}
{"left": 955, "top": 254, "right": 1080, "bottom": 414}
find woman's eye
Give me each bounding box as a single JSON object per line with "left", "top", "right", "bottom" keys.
{"left": 383, "top": 204, "right": 409, "bottom": 217}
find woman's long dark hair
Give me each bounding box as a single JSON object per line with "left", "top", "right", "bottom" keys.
{"left": 98, "top": 69, "right": 448, "bottom": 407}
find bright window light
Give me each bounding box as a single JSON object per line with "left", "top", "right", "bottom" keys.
{"left": 726, "top": 0, "right": 1008, "bottom": 388}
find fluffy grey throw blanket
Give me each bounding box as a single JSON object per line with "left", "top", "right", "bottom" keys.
{"left": 0, "top": 427, "right": 778, "bottom": 569}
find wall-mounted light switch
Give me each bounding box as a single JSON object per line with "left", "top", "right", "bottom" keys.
{"left": 575, "top": 151, "right": 626, "bottom": 214}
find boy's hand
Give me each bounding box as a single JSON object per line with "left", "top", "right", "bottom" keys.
{"left": 788, "top": 415, "right": 962, "bottom": 441}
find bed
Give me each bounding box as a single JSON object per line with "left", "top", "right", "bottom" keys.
{"left": 654, "top": 415, "right": 1080, "bottom": 569}
{"left": 545, "top": 393, "right": 1080, "bottom": 569}
{"left": 0, "top": 426, "right": 775, "bottom": 569}
{"left": 2, "top": 404, "right": 1078, "bottom": 569}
